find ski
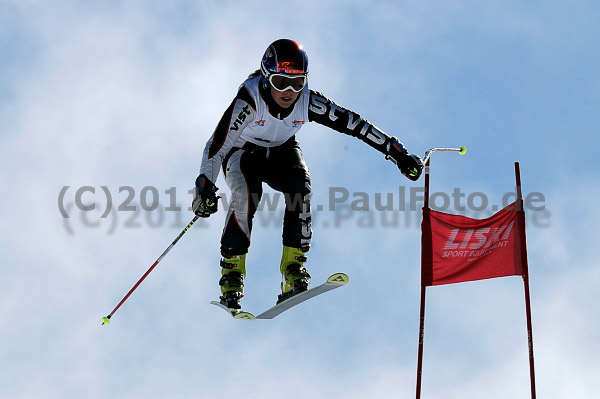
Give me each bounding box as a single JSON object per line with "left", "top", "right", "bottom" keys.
{"left": 210, "top": 273, "right": 349, "bottom": 320}
{"left": 210, "top": 301, "right": 256, "bottom": 320}
{"left": 256, "top": 273, "right": 349, "bottom": 319}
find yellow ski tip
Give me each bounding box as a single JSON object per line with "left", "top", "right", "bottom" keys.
{"left": 327, "top": 273, "right": 349, "bottom": 285}
{"left": 233, "top": 312, "right": 256, "bottom": 320}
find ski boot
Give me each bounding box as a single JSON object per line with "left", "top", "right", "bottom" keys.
{"left": 218, "top": 254, "right": 246, "bottom": 313}
{"left": 277, "top": 246, "right": 311, "bottom": 304}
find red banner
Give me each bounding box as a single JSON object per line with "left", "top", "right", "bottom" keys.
{"left": 421, "top": 201, "right": 526, "bottom": 286}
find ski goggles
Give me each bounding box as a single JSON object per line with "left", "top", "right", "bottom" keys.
{"left": 268, "top": 73, "right": 307, "bottom": 93}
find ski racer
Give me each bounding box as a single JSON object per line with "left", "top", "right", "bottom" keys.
{"left": 193, "top": 39, "right": 424, "bottom": 311}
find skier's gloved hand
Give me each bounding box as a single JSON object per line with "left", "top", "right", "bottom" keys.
{"left": 192, "top": 174, "right": 219, "bottom": 217}
{"left": 386, "top": 138, "right": 424, "bottom": 181}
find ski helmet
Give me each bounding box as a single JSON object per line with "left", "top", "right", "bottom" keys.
{"left": 260, "top": 39, "right": 309, "bottom": 79}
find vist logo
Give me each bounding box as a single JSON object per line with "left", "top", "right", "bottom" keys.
{"left": 292, "top": 120, "right": 305, "bottom": 128}
{"left": 230, "top": 105, "right": 251, "bottom": 131}
{"left": 255, "top": 120, "right": 265, "bottom": 126}
{"left": 309, "top": 93, "right": 386, "bottom": 146}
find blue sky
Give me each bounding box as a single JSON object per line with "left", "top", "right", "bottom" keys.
{"left": 1, "top": 1, "right": 599, "bottom": 398}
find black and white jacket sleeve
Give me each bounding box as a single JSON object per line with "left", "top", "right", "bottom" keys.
{"left": 198, "top": 86, "right": 256, "bottom": 183}
{"left": 307, "top": 90, "right": 407, "bottom": 155}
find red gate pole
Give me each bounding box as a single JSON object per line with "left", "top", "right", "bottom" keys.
{"left": 415, "top": 156, "right": 431, "bottom": 399}
{"left": 415, "top": 147, "right": 465, "bottom": 398}
{"left": 515, "top": 162, "right": 536, "bottom": 399}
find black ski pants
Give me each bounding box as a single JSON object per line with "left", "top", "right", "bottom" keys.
{"left": 220, "top": 136, "right": 312, "bottom": 255}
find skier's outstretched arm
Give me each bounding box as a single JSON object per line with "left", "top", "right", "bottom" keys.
{"left": 308, "top": 90, "right": 423, "bottom": 180}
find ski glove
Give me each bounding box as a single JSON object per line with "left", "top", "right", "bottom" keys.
{"left": 386, "top": 138, "right": 424, "bottom": 181}
{"left": 192, "top": 174, "right": 219, "bottom": 217}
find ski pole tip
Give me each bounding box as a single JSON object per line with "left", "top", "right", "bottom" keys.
{"left": 459, "top": 146, "right": 467, "bottom": 155}
{"left": 101, "top": 316, "right": 111, "bottom": 325}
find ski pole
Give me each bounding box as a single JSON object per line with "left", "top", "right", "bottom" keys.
{"left": 422, "top": 146, "right": 467, "bottom": 165}
{"left": 102, "top": 215, "right": 200, "bottom": 325}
